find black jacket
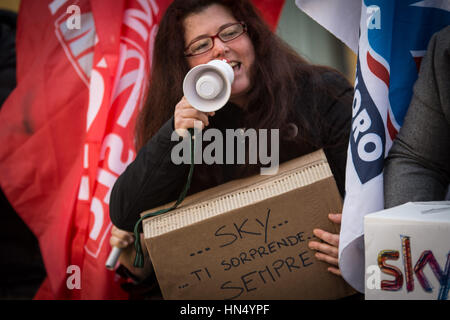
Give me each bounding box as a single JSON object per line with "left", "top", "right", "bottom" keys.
{"left": 110, "top": 70, "right": 353, "bottom": 232}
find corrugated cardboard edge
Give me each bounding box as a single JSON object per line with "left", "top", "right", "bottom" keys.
{"left": 142, "top": 149, "right": 333, "bottom": 238}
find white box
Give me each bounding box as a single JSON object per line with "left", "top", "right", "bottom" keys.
{"left": 364, "top": 202, "right": 450, "bottom": 300}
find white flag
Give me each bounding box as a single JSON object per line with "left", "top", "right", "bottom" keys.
{"left": 295, "top": 0, "right": 361, "bottom": 53}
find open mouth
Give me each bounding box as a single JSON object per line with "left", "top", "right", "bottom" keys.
{"left": 228, "top": 61, "right": 242, "bottom": 70}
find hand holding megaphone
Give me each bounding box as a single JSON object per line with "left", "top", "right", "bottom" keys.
{"left": 183, "top": 59, "right": 234, "bottom": 112}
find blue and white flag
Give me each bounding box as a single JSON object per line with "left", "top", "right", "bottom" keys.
{"left": 296, "top": 0, "right": 450, "bottom": 293}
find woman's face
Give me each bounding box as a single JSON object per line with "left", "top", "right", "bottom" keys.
{"left": 183, "top": 4, "right": 255, "bottom": 104}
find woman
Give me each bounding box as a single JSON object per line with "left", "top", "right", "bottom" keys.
{"left": 109, "top": 0, "right": 353, "bottom": 296}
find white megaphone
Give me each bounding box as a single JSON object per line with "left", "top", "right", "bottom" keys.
{"left": 183, "top": 59, "right": 234, "bottom": 112}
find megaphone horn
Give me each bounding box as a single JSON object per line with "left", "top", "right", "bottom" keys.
{"left": 183, "top": 59, "right": 234, "bottom": 113}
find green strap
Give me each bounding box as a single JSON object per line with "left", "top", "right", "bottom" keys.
{"left": 133, "top": 129, "right": 195, "bottom": 268}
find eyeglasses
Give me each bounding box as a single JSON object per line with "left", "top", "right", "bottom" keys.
{"left": 184, "top": 22, "right": 247, "bottom": 57}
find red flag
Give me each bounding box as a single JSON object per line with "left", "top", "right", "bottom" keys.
{"left": 0, "top": 0, "right": 284, "bottom": 299}
{"left": 1, "top": 0, "right": 170, "bottom": 299}
{"left": 251, "top": 0, "right": 285, "bottom": 31}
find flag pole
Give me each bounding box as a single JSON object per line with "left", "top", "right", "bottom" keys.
{"left": 105, "top": 247, "right": 123, "bottom": 270}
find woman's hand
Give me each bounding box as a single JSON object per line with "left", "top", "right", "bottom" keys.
{"left": 308, "top": 213, "right": 342, "bottom": 276}
{"left": 109, "top": 226, "right": 153, "bottom": 280}
{"left": 174, "top": 96, "right": 215, "bottom": 135}
{"left": 110, "top": 225, "right": 135, "bottom": 249}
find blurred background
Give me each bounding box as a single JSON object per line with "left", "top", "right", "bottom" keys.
{"left": 0, "top": 0, "right": 19, "bottom": 11}
{"left": 0, "top": 0, "right": 355, "bottom": 300}
{"left": 277, "top": 0, "right": 356, "bottom": 81}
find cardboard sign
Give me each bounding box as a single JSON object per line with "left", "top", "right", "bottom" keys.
{"left": 143, "top": 150, "right": 354, "bottom": 299}
{"left": 364, "top": 202, "right": 450, "bottom": 300}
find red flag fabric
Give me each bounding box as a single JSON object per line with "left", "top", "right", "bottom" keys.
{"left": 1, "top": 0, "right": 171, "bottom": 300}
{"left": 251, "top": 0, "right": 285, "bottom": 31}
{"left": 0, "top": 0, "right": 284, "bottom": 300}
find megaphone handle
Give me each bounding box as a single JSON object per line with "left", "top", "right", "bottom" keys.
{"left": 105, "top": 246, "right": 123, "bottom": 270}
